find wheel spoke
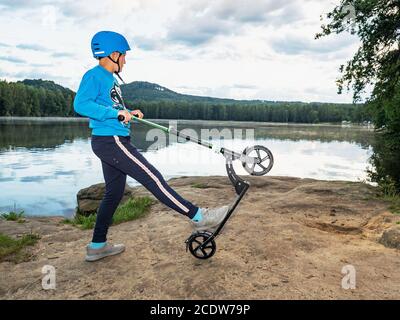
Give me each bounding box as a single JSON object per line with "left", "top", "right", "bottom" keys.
{"left": 261, "top": 155, "right": 269, "bottom": 161}
{"left": 192, "top": 240, "right": 203, "bottom": 251}
{"left": 258, "top": 163, "right": 267, "bottom": 171}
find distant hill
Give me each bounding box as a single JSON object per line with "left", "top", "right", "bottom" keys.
{"left": 18, "top": 79, "right": 75, "bottom": 95}
{"left": 0, "top": 78, "right": 370, "bottom": 123}
{"left": 121, "top": 81, "right": 270, "bottom": 105}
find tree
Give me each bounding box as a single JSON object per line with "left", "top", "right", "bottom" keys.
{"left": 316, "top": 0, "right": 400, "bottom": 128}
{"left": 316, "top": 0, "right": 400, "bottom": 192}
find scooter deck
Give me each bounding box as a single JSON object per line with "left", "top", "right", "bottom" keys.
{"left": 201, "top": 181, "right": 249, "bottom": 244}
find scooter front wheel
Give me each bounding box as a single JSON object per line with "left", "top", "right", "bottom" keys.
{"left": 242, "top": 145, "right": 274, "bottom": 176}
{"left": 185, "top": 231, "right": 216, "bottom": 259}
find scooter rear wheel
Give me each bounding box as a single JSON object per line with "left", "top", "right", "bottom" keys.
{"left": 186, "top": 232, "right": 216, "bottom": 259}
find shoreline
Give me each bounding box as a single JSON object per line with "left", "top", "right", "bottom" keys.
{"left": 3, "top": 175, "right": 379, "bottom": 219}
{"left": 0, "top": 116, "right": 374, "bottom": 130}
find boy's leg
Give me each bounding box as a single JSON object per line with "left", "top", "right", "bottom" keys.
{"left": 96, "top": 135, "right": 199, "bottom": 219}
{"left": 91, "top": 159, "right": 127, "bottom": 243}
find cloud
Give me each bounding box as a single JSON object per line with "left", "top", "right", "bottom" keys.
{"left": 166, "top": 0, "right": 305, "bottom": 46}
{"left": 16, "top": 44, "right": 75, "bottom": 59}
{"left": 167, "top": 16, "right": 228, "bottom": 46}
{"left": 30, "top": 63, "right": 53, "bottom": 67}
{"left": 51, "top": 52, "right": 76, "bottom": 58}
{"left": 212, "top": 0, "right": 294, "bottom": 23}
{"left": 55, "top": 2, "right": 105, "bottom": 22}
{"left": 2, "top": 68, "right": 70, "bottom": 84}
{"left": 0, "top": 56, "right": 26, "bottom": 64}
{"left": 16, "top": 43, "right": 49, "bottom": 51}
{"left": 270, "top": 32, "right": 357, "bottom": 56}
{"left": 0, "top": 0, "right": 358, "bottom": 103}
{"left": 0, "top": 0, "right": 52, "bottom": 10}
{"left": 233, "top": 84, "right": 258, "bottom": 89}
{"left": 133, "top": 36, "right": 163, "bottom": 51}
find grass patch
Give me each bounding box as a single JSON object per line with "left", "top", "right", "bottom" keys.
{"left": 373, "top": 180, "right": 400, "bottom": 215}
{"left": 64, "top": 196, "right": 155, "bottom": 230}
{"left": 384, "top": 195, "right": 400, "bottom": 215}
{"left": 112, "top": 197, "right": 155, "bottom": 225}
{"left": 63, "top": 214, "right": 97, "bottom": 230}
{"left": 1, "top": 210, "right": 25, "bottom": 223}
{"left": 191, "top": 183, "right": 209, "bottom": 189}
{"left": 0, "top": 233, "right": 40, "bottom": 263}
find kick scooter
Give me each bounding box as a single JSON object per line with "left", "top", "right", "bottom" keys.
{"left": 119, "top": 114, "right": 274, "bottom": 259}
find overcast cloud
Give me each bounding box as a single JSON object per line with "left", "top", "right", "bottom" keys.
{"left": 0, "top": 0, "right": 359, "bottom": 103}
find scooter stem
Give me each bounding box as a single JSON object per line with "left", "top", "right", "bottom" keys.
{"left": 119, "top": 115, "right": 215, "bottom": 149}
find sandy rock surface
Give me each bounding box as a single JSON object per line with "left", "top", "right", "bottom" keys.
{"left": 1, "top": 176, "right": 399, "bottom": 299}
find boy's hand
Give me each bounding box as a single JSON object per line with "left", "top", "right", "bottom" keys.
{"left": 117, "top": 110, "right": 132, "bottom": 124}
{"left": 130, "top": 109, "right": 144, "bottom": 119}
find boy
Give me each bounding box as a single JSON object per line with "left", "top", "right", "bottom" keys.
{"left": 74, "top": 31, "right": 229, "bottom": 262}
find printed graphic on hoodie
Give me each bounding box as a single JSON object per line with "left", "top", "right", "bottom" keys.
{"left": 110, "top": 82, "right": 129, "bottom": 127}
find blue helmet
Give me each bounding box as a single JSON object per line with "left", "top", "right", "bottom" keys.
{"left": 91, "top": 31, "right": 131, "bottom": 59}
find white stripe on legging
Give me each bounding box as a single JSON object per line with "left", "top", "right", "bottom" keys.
{"left": 113, "top": 136, "right": 189, "bottom": 213}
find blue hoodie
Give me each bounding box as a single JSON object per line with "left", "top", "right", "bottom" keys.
{"left": 74, "top": 65, "right": 131, "bottom": 136}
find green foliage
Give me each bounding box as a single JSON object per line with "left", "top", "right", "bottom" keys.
{"left": 122, "top": 81, "right": 371, "bottom": 123}
{"left": 316, "top": 0, "right": 400, "bottom": 104}
{"left": 66, "top": 213, "right": 97, "bottom": 230}
{"left": 318, "top": 0, "right": 400, "bottom": 194}
{"left": 122, "top": 81, "right": 248, "bottom": 104}
{"left": 64, "top": 196, "right": 154, "bottom": 230}
{"left": 367, "top": 123, "right": 400, "bottom": 196}
{"left": 112, "top": 197, "right": 155, "bottom": 225}
{"left": 388, "top": 198, "right": 400, "bottom": 215}
{"left": 0, "top": 79, "right": 75, "bottom": 117}
{"left": 126, "top": 99, "right": 370, "bottom": 124}
{"left": 191, "top": 183, "right": 210, "bottom": 189}
{"left": 0, "top": 233, "right": 40, "bottom": 263}
{"left": 1, "top": 210, "right": 25, "bottom": 222}
{"left": 379, "top": 187, "right": 400, "bottom": 215}
{"left": 0, "top": 79, "right": 370, "bottom": 123}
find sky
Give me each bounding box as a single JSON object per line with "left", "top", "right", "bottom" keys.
{"left": 0, "top": 0, "right": 360, "bottom": 103}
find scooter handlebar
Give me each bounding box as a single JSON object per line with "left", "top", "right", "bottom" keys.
{"left": 118, "top": 114, "right": 140, "bottom": 122}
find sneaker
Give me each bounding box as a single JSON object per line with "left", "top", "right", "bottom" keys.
{"left": 191, "top": 205, "right": 230, "bottom": 232}
{"left": 85, "top": 243, "right": 125, "bottom": 262}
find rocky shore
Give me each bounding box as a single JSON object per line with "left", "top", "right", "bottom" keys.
{"left": 1, "top": 176, "right": 400, "bottom": 299}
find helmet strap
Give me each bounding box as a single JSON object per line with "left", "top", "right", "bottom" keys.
{"left": 107, "top": 52, "right": 125, "bottom": 84}
{"left": 115, "top": 72, "right": 126, "bottom": 85}
{"left": 107, "top": 52, "right": 122, "bottom": 73}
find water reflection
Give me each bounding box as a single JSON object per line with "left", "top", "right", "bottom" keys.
{"left": 0, "top": 118, "right": 374, "bottom": 217}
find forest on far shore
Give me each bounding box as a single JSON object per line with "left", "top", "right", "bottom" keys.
{"left": 0, "top": 79, "right": 371, "bottom": 124}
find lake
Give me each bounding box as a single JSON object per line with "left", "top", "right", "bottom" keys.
{"left": 0, "top": 117, "right": 375, "bottom": 217}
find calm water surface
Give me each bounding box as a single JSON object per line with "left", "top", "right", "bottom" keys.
{"left": 0, "top": 118, "right": 374, "bottom": 217}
